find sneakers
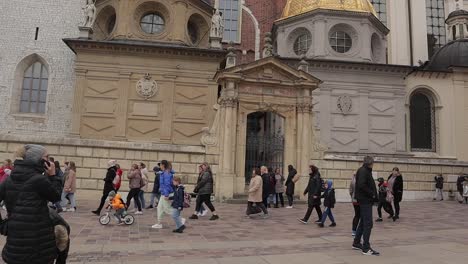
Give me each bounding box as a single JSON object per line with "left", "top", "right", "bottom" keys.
{"left": 362, "top": 248, "right": 380, "bottom": 256}
{"left": 329, "top": 222, "right": 336, "bottom": 227}
{"left": 314, "top": 220, "right": 322, "bottom": 224}
{"left": 117, "top": 222, "right": 125, "bottom": 226}
{"left": 146, "top": 205, "right": 153, "bottom": 209}
{"left": 210, "top": 215, "right": 220, "bottom": 221}
{"left": 392, "top": 216, "right": 397, "bottom": 222}
{"left": 285, "top": 206, "right": 293, "bottom": 209}
{"left": 65, "top": 208, "right": 76, "bottom": 212}
{"left": 189, "top": 214, "right": 199, "bottom": 220}
{"left": 262, "top": 214, "right": 270, "bottom": 219}
{"left": 317, "top": 223, "right": 324, "bottom": 228}
{"left": 181, "top": 218, "right": 186, "bottom": 226}
{"left": 151, "top": 223, "right": 163, "bottom": 229}
{"left": 173, "top": 225, "right": 186, "bottom": 233}
{"left": 92, "top": 210, "right": 100, "bottom": 216}
{"left": 298, "top": 219, "right": 308, "bottom": 224}
{"left": 352, "top": 243, "right": 363, "bottom": 251}
{"left": 135, "top": 211, "right": 143, "bottom": 215}
{"left": 201, "top": 210, "right": 208, "bottom": 217}
{"left": 352, "top": 231, "right": 356, "bottom": 237}
{"left": 376, "top": 218, "right": 383, "bottom": 222}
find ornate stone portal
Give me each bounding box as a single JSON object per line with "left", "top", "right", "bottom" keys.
{"left": 207, "top": 57, "right": 322, "bottom": 200}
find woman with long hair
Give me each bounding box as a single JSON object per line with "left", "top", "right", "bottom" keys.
{"left": 61, "top": 161, "right": 77, "bottom": 212}
{"left": 190, "top": 162, "right": 219, "bottom": 220}
{"left": 298, "top": 165, "right": 323, "bottom": 224}
{"left": 285, "top": 165, "right": 297, "bottom": 208}
{"left": 387, "top": 167, "right": 403, "bottom": 220}
{"left": 152, "top": 160, "right": 175, "bottom": 229}
{"left": 126, "top": 164, "right": 143, "bottom": 215}
{"left": 274, "top": 168, "right": 285, "bottom": 208}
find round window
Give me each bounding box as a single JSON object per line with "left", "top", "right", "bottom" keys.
{"left": 188, "top": 21, "right": 199, "bottom": 44}
{"left": 293, "top": 33, "right": 312, "bottom": 55}
{"left": 329, "top": 31, "right": 352, "bottom": 53}
{"left": 140, "top": 13, "right": 165, "bottom": 34}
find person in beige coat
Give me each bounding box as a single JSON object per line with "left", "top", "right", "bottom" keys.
{"left": 127, "top": 164, "right": 143, "bottom": 214}
{"left": 61, "top": 161, "right": 77, "bottom": 212}
{"left": 246, "top": 168, "right": 269, "bottom": 218}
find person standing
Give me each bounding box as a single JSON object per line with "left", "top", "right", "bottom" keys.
{"left": 53, "top": 160, "right": 65, "bottom": 212}
{"left": 147, "top": 164, "right": 161, "bottom": 209}
{"left": 114, "top": 164, "right": 123, "bottom": 193}
{"left": 463, "top": 176, "right": 468, "bottom": 204}
{"left": 0, "top": 144, "right": 62, "bottom": 264}
{"left": 189, "top": 162, "right": 219, "bottom": 220}
{"left": 267, "top": 167, "right": 277, "bottom": 208}
{"left": 387, "top": 167, "right": 403, "bottom": 220}
{"left": 456, "top": 175, "right": 465, "bottom": 203}
{"left": 152, "top": 160, "right": 175, "bottom": 229}
{"left": 92, "top": 160, "right": 117, "bottom": 216}
{"left": 349, "top": 173, "right": 359, "bottom": 237}
{"left": 134, "top": 163, "right": 148, "bottom": 210}
{"left": 285, "top": 165, "right": 298, "bottom": 208}
{"left": 126, "top": 164, "right": 143, "bottom": 215}
{"left": 352, "top": 156, "right": 379, "bottom": 256}
{"left": 61, "top": 161, "right": 77, "bottom": 212}
{"left": 246, "top": 168, "right": 269, "bottom": 218}
{"left": 433, "top": 174, "right": 444, "bottom": 201}
{"left": 193, "top": 165, "right": 207, "bottom": 216}
{"left": 274, "top": 168, "right": 285, "bottom": 208}
{"left": 375, "top": 178, "right": 394, "bottom": 222}
{"left": 261, "top": 166, "right": 272, "bottom": 208}
{"left": 298, "top": 165, "right": 322, "bottom": 224}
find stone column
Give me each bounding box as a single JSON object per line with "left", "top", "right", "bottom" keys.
{"left": 70, "top": 68, "right": 88, "bottom": 137}
{"left": 160, "top": 75, "right": 177, "bottom": 143}
{"left": 114, "top": 71, "right": 131, "bottom": 139}
{"left": 361, "top": 22, "right": 372, "bottom": 61}
{"left": 313, "top": 16, "right": 327, "bottom": 58}
{"left": 172, "top": 1, "right": 188, "bottom": 44}
{"left": 394, "top": 90, "right": 407, "bottom": 153}
{"left": 319, "top": 87, "right": 332, "bottom": 145}
{"left": 296, "top": 99, "right": 314, "bottom": 197}
{"left": 358, "top": 89, "right": 369, "bottom": 152}
{"left": 113, "top": 0, "right": 131, "bottom": 39}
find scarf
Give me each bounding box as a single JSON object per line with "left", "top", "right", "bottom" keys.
{"left": 388, "top": 174, "right": 397, "bottom": 193}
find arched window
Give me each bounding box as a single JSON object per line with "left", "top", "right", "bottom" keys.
{"left": 410, "top": 92, "right": 436, "bottom": 151}
{"left": 20, "top": 61, "right": 48, "bottom": 113}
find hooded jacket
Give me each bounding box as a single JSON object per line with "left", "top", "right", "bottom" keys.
{"left": 159, "top": 170, "right": 175, "bottom": 197}
{"left": 0, "top": 159, "right": 62, "bottom": 264}
{"left": 322, "top": 180, "right": 336, "bottom": 208}
{"left": 171, "top": 185, "right": 185, "bottom": 209}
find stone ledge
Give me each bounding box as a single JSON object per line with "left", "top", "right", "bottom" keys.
{"left": 0, "top": 133, "right": 206, "bottom": 154}
{"left": 324, "top": 153, "right": 468, "bottom": 167}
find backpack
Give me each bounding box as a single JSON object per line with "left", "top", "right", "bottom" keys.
{"left": 119, "top": 197, "right": 128, "bottom": 210}
{"left": 183, "top": 192, "right": 191, "bottom": 208}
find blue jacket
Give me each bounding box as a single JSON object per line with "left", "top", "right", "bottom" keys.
{"left": 159, "top": 170, "right": 175, "bottom": 197}
{"left": 171, "top": 185, "right": 185, "bottom": 209}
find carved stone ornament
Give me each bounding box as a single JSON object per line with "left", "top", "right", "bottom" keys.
{"left": 297, "top": 102, "right": 313, "bottom": 113}
{"left": 219, "top": 96, "right": 238, "bottom": 108}
{"left": 201, "top": 104, "right": 220, "bottom": 147}
{"left": 337, "top": 95, "right": 352, "bottom": 114}
{"left": 136, "top": 73, "right": 158, "bottom": 100}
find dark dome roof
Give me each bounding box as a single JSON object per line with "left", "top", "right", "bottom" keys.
{"left": 447, "top": 9, "right": 468, "bottom": 20}
{"left": 425, "top": 39, "right": 468, "bottom": 71}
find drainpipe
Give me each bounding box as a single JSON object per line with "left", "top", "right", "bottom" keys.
{"left": 407, "top": 0, "right": 414, "bottom": 65}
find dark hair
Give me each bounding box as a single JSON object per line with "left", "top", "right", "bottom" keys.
{"left": 275, "top": 168, "right": 281, "bottom": 173}
{"left": 268, "top": 167, "right": 273, "bottom": 173}
{"left": 393, "top": 167, "right": 399, "bottom": 172}
{"left": 309, "top": 165, "right": 318, "bottom": 174}
{"left": 49, "top": 157, "right": 55, "bottom": 162}
{"left": 254, "top": 167, "right": 261, "bottom": 176}
{"left": 288, "top": 165, "right": 293, "bottom": 171}
{"left": 132, "top": 164, "right": 139, "bottom": 170}
{"left": 54, "top": 161, "right": 60, "bottom": 169}
{"left": 69, "top": 161, "right": 76, "bottom": 171}
{"left": 161, "top": 160, "right": 172, "bottom": 171}
{"left": 115, "top": 164, "right": 120, "bottom": 169}
{"left": 140, "top": 163, "right": 146, "bottom": 169}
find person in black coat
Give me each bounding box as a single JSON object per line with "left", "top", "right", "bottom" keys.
{"left": 0, "top": 144, "right": 62, "bottom": 264}
{"left": 298, "top": 165, "right": 323, "bottom": 224}
{"left": 352, "top": 156, "right": 379, "bottom": 256}
{"left": 433, "top": 174, "right": 444, "bottom": 201}
{"left": 147, "top": 164, "right": 161, "bottom": 209}
{"left": 457, "top": 175, "right": 466, "bottom": 203}
{"left": 285, "top": 165, "right": 297, "bottom": 208}
{"left": 387, "top": 167, "right": 403, "bottom": 219}
{"left": 92, "top": 160, "right": 117, "bottom": 215}
{"left": 261, "top": 166, "right": 273, "bottom": 208}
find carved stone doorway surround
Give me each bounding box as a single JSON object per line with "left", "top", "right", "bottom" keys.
{"left": 204, "top": 57, "right": 321, "bottom": 200}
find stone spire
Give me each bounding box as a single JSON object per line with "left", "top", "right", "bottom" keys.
{"left": 262, "top": 32, "right": 273, "bottom": 58}
{"left": 446, "top": 8, "right": 468, "bottom": 41}
{"left": 298, "top": 55, "right": 309, "bottom": 72}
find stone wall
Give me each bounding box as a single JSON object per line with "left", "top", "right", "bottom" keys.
{"left": 0, "top": 134, "right": 218, "bottom": 194}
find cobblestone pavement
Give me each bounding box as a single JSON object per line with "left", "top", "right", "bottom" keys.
{"left": 1, "top": 199, "right": 468, "bottom": 264}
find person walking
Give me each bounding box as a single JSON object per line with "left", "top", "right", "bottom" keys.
{"left": 114, "top": 164, "right": 123, "bottom": 193}
{"left": 189, "top": 162, "right": 219, "bottom": 220}
{"left": 53, "top": 160, "right": 65, "bottom": 213}
{"left": 134, "top": 163, "right": 148, "bottom": 210}
{"left": 261, "top": 166, "right": 273, "bottom": 208}
{"left": 126, "top": 164, "right": 143, "bottom": 215}
{"left": 274, "top": 168, "right": 285, "bottom": 208}
{"left": 147, "top": 164, "right": 161, "bottom": 209}
{"left": 246, "top": 168, "right": 269, "bottom": 218}
{"left": 92, "top": 160, "right": 117, "bottom": 215}
{"left": 387, "top": 167, "right": 403, "bottom": 220}
{"left": 0, "top": 144, "right": 63, "bottom": 264}
{"left": 285, "top": 165, "right": 298, "bottom": 208}
{"left": 349, "top": 173, "right": 359, "bottom": 237}
{"left": 152, "top": 160, "right": 175, "bottom": 229}
{"left": 298, "top": 165, "right": 322, "bottom": 224}
{"left": 433, "top": 174, "right": 444, "bottom": 201}
{"left": 267, "top": 167, "right": 277, "bottom": 208}
{"left": 375, "top": 178, "right": 394, "bottom": 222}
{"left": 463, "top": 176, "right": 468, "bottom": 204}
{"left": 318, "top": 180, "right": 336, "bottom": 228}
{"left": 194, "top": 164, "right": 207, "bottom": 216}
{"left": 61, "top": 161, "right": 77, "bottom": 212}
{"left": 171, "top": 176, "right": 186, "bottom": 233}
{"left": 456, "top": 175, "right": 465, "bottom": 203}
{"left": 352, "top": 156, "right": 379, "bottom": 256}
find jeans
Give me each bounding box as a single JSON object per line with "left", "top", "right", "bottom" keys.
{"left": 195, "top": 194, "right": 215, "bottom": 212}
{"left": 134, "top": 190, "right": 146, "bottom": 209}
{"left": 352, "top": 204, "right": 360, "bottom": 232}
{"left": 321, "top": 207, "right": 335, "bottom": 224}
{"left": 149, "top": 192, "right": 161, "bottom": 207}
{"left": 246, "top": 201, "right": 268, "bottom": 215}
{"left": 434, "top": 188, "right": 443, "bottom": 200}
{"left": 287, "top": 194, "right": 294, "bottom": 206}
{"left": 275, "top": 193, "right": 284, "bottom": 207}
{"left": 172, "top": 208, "right": 184, "bottom": 229}
{"left": 114, "top": 208, "right": 125, "bottom": 221}
{"left": 303, "top": 204, "right": 322, "bottom": 222}
{"left": 354, "top": 203, "right": 374, "bottom": 251}
{"left": 267, "top": 194, "right": 276, "bottom": 205}
{"left": 126, "top": 188, "right": 142, "bottom": 211}
{"left": 60, "top": 192, "right": 76, "bottom": 209}
{"left": 377, "top": 201, "right": 394, "bottom": 218}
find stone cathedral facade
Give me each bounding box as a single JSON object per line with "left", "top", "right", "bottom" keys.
{"left": 0, "top": 0, "right": 468, "bottom": 201}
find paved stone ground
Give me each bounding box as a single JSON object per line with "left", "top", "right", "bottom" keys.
{"left": 1, "top": 199, "right": 468, "bottom": 264}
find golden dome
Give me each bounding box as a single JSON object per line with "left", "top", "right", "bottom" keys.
{"left": 281, "top": 0, "right": 377, "bottom": 19}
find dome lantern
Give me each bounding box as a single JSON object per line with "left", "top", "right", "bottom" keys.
{"left": 281, "top": 0, "right": 377, "bottom": 19}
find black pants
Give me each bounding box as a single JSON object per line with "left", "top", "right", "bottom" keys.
{"left": 354, "top": 203, "right": 373, "bottom": 251}
{"left": 96, "top": 186, "right": 114, "bottom": 213}
{"left": 303, "top": 204, "right": 322, "bottom": 222}
{"left": 262, "top": 196, "right": 268, "bottom": 208}
{"left": 352, "top": 204, "right": 360, "bottom": 232}
{"left": 275, "top": 193, "right": 284, "bottom": 207}
{"left": 377, "top": 201, "right": 394, "bottom": 218}
{"left": 393, "top": 200, "right": 400, "bottom": 217}
{"left": 246, "top": 201, "right": 268, "bottom": 215}
{"left": 126, "top": 188, "right": 142, "bottom": 211}
{"left": 287, "top": 194, "right": 294, "bottom": 206}
{"left": 196, "top": 194, "right": 215, "bottom": 212}
{"left": 55, "top": 241, "right": 70, "bottom": 264}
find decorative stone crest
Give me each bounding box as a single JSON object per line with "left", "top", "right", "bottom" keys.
{"left": 337, "top": 95, "right": 352, "bottom": 114}
{"left": 136, "top": 73, "right": 158, "bottom": 100}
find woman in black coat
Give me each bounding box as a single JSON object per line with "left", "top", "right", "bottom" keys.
{"left": 298, "top": 165, "right": 323, "bottom": 224}
{"left": 92, "top": 160, "right": 117, "bottom": 215}
{"left": 285, "top": 165, "right": 297, "bottom": 208}
{"left": 0, "top": 144, "right": 62, "bottom": 264}
{"left": 388, "top": 167, "right": 403, "bottom": 219}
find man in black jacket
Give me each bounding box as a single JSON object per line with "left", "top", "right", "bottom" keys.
{"left": 352, "top": 156, "right": 379, "bottom": 256}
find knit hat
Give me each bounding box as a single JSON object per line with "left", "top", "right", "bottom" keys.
{"left": 107, "top": 160, "right": 116, "bottom": 168}
{"left": 108, "top": 190, "right": 116, "bottom": 197}
{"left": 24, "top": 144, "right": 46, "bottom": 163}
